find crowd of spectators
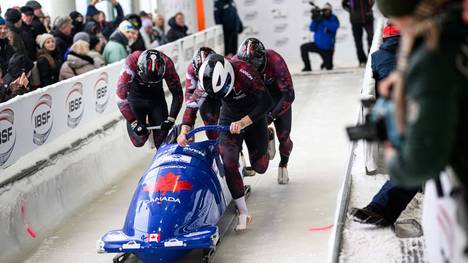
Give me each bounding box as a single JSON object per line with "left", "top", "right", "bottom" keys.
{"left": 0, "top": 0, "right": 190, "bottom": 103}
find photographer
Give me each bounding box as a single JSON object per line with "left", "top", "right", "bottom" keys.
{"left": 300, "top": 3, "right": 339, "bottom": 72}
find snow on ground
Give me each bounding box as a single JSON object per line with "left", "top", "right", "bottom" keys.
{"left": 339, "top": 142, "right": 427, "bottom": 263}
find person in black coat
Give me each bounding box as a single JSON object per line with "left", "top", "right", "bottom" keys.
{"left": 5, "top": 8, "right": 27, "bottom": 56}
{"left": 166, "top": 12, "right": 188, "bottom": 43}
{"left": 0, "top": 53, "right": 34, "bottom": 103}
{"left": 97, "top": 0, "right": 124, "bottom": 40}
{"left": 0, "top": 16, "right": 15, "bottom": 79}
{"left": 25, "top": 1, "right": 47, "bottom": 37}
{"left": 342, "top": 0, "right": 374, "bottom": 66}
{"left": 70, "top": 11, "right": 85, "bottom": 38}
{"left": 36, "top": 33, "right": 63, "bottom": 87}
{"left": 124, "top": 14, "right": 146, "bottom": 52}
{"left": 214, "top": 0, "right": 243, "bottom": 56}
{"left": 51, "top": 16, "right": 73, "bottom": 61}
{"left": 19, "top": 6, "right": 38, "bottom": 61}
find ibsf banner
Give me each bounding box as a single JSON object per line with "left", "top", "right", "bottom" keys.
{"left": 236, "top": 0, "right": 359, "bottom": 69}
{"left": 0, "top": 66, "right": 120, "bottom": 169}
{"left": 0, "top": 26, "right": 223, "bottom": 170}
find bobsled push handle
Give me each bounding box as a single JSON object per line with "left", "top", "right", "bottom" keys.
{"left": 186, "top": 125, "right": 231, "bottom": 139}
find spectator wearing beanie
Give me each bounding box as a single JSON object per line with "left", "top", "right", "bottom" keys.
{"left": 69, "top": 11, "right": 84, "bottom": 37}
{"left": 124, "top": 14, "right": 146, "bottom": 52}
{"left": 36, "top": 33, "right": 63, "bottom": 87}
{"left": 5, "top": 8, "right": 27, "bottom": 56}
{"left": 25, "top": 0, "right": 47, "bottom": 36}
{"left": 103, "top": 20, "right": 138, "bottom": 64}
{"left": 20, "top": 6, "right": 38, "bottom": 61}
{"left": 51, "top": 16, "right": 73, "bottom": 61}
{"left": 0, "top": 16, "right": 15, "bottom": 79}
{"left": 97, "top": 0, "right": 124, "bottom": 40}
{"left": 0, "top": 53, "right": 34, "bottom": 102}
{"left": 166, "top": 12, "right": 188, "bottom": 43}
{"left": 140, "top": 18, "right": 158, "bottom": 49}
{"left": 87, "top": 35, "right": 105, "bottom": 67}
{"left": 72, "top": 32, "right": 104, "bottom": 67}
{"left": 59, "top": 40, "right": 99, "bottom": 80}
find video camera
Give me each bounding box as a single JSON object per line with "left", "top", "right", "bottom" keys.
{"left": 309, "top": 1, "right": 324, "bottom": 20}
{"left": 346, "top": 97, "right": 401, "bottom": 148}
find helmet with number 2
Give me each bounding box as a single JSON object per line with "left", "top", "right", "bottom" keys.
{"left": 198, "top": 54, "right": 235, "bottom": 99}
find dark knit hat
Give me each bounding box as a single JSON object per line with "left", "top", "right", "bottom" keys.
{"left": 5, "top": 8, "right": 22, "bottom": 23}
{"left": 20, "top": 6, "right": 34, "bottom": 16}
{"left": 376, "top": 0, "right": 422, "bottom": 17}
{"left": 69, "top": 11, "right": 83, "bottom": 20}
{"left": 25, "top": 0, "right": 42, "bottom": 10}
{"left": 86, "top": 5, "right": 99, "bottom": 17}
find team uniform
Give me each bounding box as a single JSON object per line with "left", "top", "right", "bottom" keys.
{"left": 235, "top": 38, "right": 295, "bottom": 184}
{"left": 182, "top": 58, "right": 272, "bottom": 202}
{"left": 185, "top": 62, "right": 222, "bottom": 139}
{"left": 116, "top": 50, "right": 183, "bottom": 148}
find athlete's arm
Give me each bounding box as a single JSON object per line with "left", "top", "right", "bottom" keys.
{"left": 163, "top": 55, "right": 184, "bottom": 120}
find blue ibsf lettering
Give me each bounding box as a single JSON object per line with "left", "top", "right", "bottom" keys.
{"left": 69, "top": 97, "right": 82, "bottom": 112}
{"left": 0, "top": 127, "right": 12, "bottom": 144}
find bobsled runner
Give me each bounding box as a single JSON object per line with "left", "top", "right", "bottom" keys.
{"left": 98, "top": 125, "right": 251, "bottom": 263}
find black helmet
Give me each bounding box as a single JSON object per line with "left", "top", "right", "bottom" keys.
{"left": 236, "top": 38, "right": 267, "bottom": 71}
{"left": 198, "top": 54, "right": 235, "bottom": 99}
{"left": 192, "top": 47, "right": 216, "bottom": 76}
{"left": 136, "top": 50, "right": 166, "bottom": 84}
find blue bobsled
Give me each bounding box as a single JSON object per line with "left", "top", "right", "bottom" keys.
{"left": 98, "top": 125, "right": 238, "bottom": 263}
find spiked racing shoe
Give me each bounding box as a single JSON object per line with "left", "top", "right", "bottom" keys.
{"left": 268, "top": 127, "right": 276, "bottom": 160}
{"left": 277, "top": 166, "right": 289, "bottom": 185}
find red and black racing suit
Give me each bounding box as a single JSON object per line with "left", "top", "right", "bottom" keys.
{"left": 185, "top": 63, "right": 222, "bottom": 139}
{"left": 234, "top": 49, "right": 294, "bottom": 167}
{"left": 183, "top": 59, "right": 273, "bottom": 199}
{"left": 116, "top": 51, "right": 183, "bottom": 148}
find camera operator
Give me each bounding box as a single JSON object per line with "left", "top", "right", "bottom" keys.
{"left": 300, "top": 3, "right": 340, "bottom": 72}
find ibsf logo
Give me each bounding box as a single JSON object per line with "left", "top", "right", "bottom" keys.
{"left": 31, "top": 94, "right": 53, "bottom": 145}
{"left": 275, "top": 37, "right": 289, "bottom": 47}
{"left": 0, "top": 108, "right": 15, "bottom": 166}
{"left": 94, "top": 72, "right": 109, "bottom": 113}
{"left": 244, "top": 11, "right": 258, "bottom": 21}
{"left": 66, "top": 83, "right": 84, "bottom": 128}
{"left": 243, "top": 0, "right": 256, "bottom": 6}
{"left": 274, "top": 23, "right": 288, "bottom": 33}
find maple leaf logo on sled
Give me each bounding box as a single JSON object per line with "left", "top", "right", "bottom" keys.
{"left": 143, "top": 172, "right": 192, "bottom": 196}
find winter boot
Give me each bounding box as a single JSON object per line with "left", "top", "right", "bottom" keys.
{"left": 277, "top": 166, "right": 289, "bottom": 185}
{"left": 239, "top": 152, "right": 256, "bottom": 177}
{"left": 268, "top": 127, "right": 276, "bottom": 160}
{"left": 349, "top": 206, "right": 391, "bottom": 227}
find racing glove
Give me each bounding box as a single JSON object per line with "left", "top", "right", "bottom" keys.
{"left": 161, "top": 117, "right": 175, "bottom": 131}
{"left": 131, "top": 121, "right": 148, "bottom": 136}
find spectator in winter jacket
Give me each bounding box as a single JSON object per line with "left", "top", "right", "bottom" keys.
{"left": 59, "top": 40, "right": 99, "bottom": 80}
{"left": 300, "top": 3, "right": 340, "bottom": 71}
{"left": 36, "top": 33, "right": 63, "bottom": 87}
{"left": 20, "top": 6, "right": 38, "bottom": 61}
{"left": 97, "top": 0, "right": 124, "bottom": 40}
{"left": 166, "top": 12, "right": 188, "bottom": 43}
{"left": 140, "top": 18, "right": 158, "bottom": 49}
{"left": 153, "top": 14, "right": 167, "bottom": 46}
{"left": 51, "top": 16, "right": 73, "bottom": 61}
{"left": 0, "top": 53, "right": 34, "bottom": 103}
{"left": 349, "top": 24, "right": 421, "bottom": 227}
{"left": 342, "top": 0, "right": 374, "bottom": 66}
{"left": 0, "top": 16, "right": 15, "bottom": 79}
{"left": 124, "top": 14, "right": 146, "bottom": 52}
{"left": 5, "top": 8, "right": 27, "bottom": 56}
{"left": 88, "top": 35, "right": 105, "bottom": 67}
{"left": 103, "top": 21, "right": 138, "bottom": 64}
{"left": 69, "top": 11, "right": 84, "bottom": 37}
{"left": 214, "top": 0, "right": 243, "bottom": 55}
{"left": 25, "top": 0, "right": 47, "bottom": 36}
